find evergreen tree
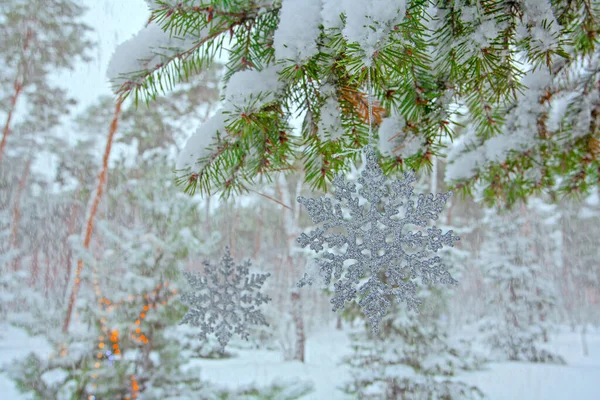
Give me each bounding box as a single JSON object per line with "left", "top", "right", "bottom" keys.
{"left": 544, "top": 191, "right": 600, "bottom": 355}
{"left": 105, "top": 0, "right": 599, "bottom": 207}
{"left": 0, "top": 0, "right": 93, "bottom": 272}
{"left": 0, "top": 0, "right": 93, "bottom": 162}
{"left": 477, "top": 204, "right": 565, "bottom": 363}
{"left": 569, "top": 191, "right": 600, "bottom": 330}
{"left": 3, "top": 62, "right": 316, "bottom": 397}
{"left": 5, "top": 141, "right": 313, "bottom": 400}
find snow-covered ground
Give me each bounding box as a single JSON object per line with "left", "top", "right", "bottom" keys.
{"left": 1, "top": 325, "right": 598, "bottom": 399}
{"left": 461, "top": 328, "right": 600, "bottom": 400}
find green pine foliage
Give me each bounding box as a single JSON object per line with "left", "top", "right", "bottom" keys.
{"left": 109, "top": 0, "right": 599, "bottom": 208}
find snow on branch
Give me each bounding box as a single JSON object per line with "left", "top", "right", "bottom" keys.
{"left": 378, "top": 113, "right": 426, "bottom": 159}
{"left": 176, "top": 110, "right": 226, "bottom": 171}
{"left": 107, "top": 21, "right": 194, "bottom": 92}
{"left": 272, "top": 0, "right": 407, "bottom": 65}
{"left": 336, "top": 0, "right": 406, "bottom": 64}
{"left": 445, "top": 67, "right": 554, "bottom": 183}
{"left": 272, "top": 0, "right": 321, "bottom": 61}
{"left": 318, "top": 96, "right": 344, "bottom": 141}
{"left": 223, "top": 64, "right": 284, "bottom": 111}
{"left": 176, "top": 65, "right": 285, "bottom": 171}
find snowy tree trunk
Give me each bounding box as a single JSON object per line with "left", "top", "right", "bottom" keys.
{"left": 0, "top": 28, "right": 31, "bottom": 165}
{"left": 278, "top": 173, "right": 306, "bottom": 362}
{"left": 291, "top": 290, "right": 305, "bottom": 363}
{"left": 9, "top": 157, "right": 32, "bottom": 271}
{"left": 561, "top": 222, "right": 576, "bottom": 331}
{"left": 446, "top": 198, "right": 455, "bottom": 225}
{"left": 44, "top": 253, "right": 51, "bottom": 298}
{"left": 62, "top": 201, "right": 80, "bottom": 300}
{"left": 232, "top": 203, "right": 240, "bottom": 255}
{"left": 581, "top": 324, "right": 589, "bottom": 356}
{"left": 205, "top": 195, "right": 211, "bottom": 231}
{"left": 431, "top": 156, "right": 437, "bottom": 195}
{"left": 253, "top": 205, "right": 263, "bottom": 259}
{"left": 30, "top": 250, "right": 39, "bottom": 287}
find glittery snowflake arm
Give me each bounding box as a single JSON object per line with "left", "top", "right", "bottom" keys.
{"left": 296, "top": 146, "right": 460, "bottom": 333}
{"left": 179, "top": 247, "right": 271, "bottom": 351}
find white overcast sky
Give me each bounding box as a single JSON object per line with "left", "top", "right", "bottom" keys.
{"left": 31, "top": 0, "right": 148, "bottom": 185}
{"left": 63, "top": 0, "right": 149, "bottom": 115}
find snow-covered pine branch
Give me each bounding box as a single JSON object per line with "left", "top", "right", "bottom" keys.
{"left": 107, "top": 0, "right": 599, "bottom": 207}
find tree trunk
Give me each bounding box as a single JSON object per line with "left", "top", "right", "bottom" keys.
{"left": 205, "top": 196, "right": 211, "bottom": 231}
{"left": 63, "top": 98, "right": 122, "bottom": 333}
{"left": 291, "top": 291, "right": 305, "bottom": 363}
{"left": 232, "top": 201, "right": 240, "bottom": 256}
{"left": 581, "top": 324, "right": 589, "bottom": 357}
{"left": 336, "top": 315, "right": 342, "bottom": 330}
{"left": 431, "top": 155, "right": 437, "bottom": 194}
{"left": 278, "top": 174, "right": 307, "bottom": 362}
{"left": 561, "top": 223, "right": 575, "bottom": 329}
{"left": 44, "top": 253, "right": 51, "bottom": 298}
{"left": 445, "top": 198, "right": 455, "bottom": 226}
{"left": 0, "top": 28, "right": 32, "bottom": 165}
{"left": 253, "top": 205, "right": 263, "bottom": 259}
{"left": 30, "top": 251, "right": 39, "bottom": 287}
{"left": 9, "top": 157, "right": 32, "bottom": 271}
{"left": 62, "top": 201, "right": 80, "bottom": 300}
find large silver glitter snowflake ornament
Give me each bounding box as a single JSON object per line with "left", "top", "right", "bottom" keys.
{"left": 296, "top": 146, "right": 460, "bottom": 333}
{"left": 179, "top": 247, "right": 271, "bottom": 351}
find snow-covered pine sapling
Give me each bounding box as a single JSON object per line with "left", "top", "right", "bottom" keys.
{"left": 179, "top": 247, "right": 271, "bottom": 351}
{"left": 296, "top": 145, "right": 459, "bottom": 333}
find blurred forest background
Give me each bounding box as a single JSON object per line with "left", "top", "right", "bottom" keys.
{"left": 0, "top": 1, "right": 599, "bottom": 399}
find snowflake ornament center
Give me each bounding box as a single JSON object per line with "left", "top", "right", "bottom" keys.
{"left": 296, "top": 146, "right": 459, "bottom": 333}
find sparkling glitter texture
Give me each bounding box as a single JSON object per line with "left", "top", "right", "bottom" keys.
{"left": 179, "top": 247, "right": 271, "bottom": 351}
{"left": 296, "top": 146, "right": 460, "bottom": 333}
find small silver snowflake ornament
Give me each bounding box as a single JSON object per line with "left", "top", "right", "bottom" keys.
{"left": 179, "top": 247, "right": 271, "bottom": 351}
{"left": 297, "top": 146, "right": 459, "bottom": 333}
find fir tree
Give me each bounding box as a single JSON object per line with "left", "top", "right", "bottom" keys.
{"left": 0, "top": 0, "right": 93, "bottom": 273}
{"left": 5, "top": 147, "right": 313, "bottom": 400}
{"left": 342, "top": 289, "right": 484, "bottom": 400}
{"left": 477, "top": 204, "right": 565, "bottom": 363}
{"left": 338, "top": 171, "right": 484, "bottom": 399}
{"left": 0, "top": 0, "right": 93, "bottom": 162}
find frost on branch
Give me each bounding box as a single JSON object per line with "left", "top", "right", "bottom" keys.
{"left": 179, "top": 247, "right": 271, "bottom": 351}
{"left": 296, "top": 146, "right": 459, "bottom": 333}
